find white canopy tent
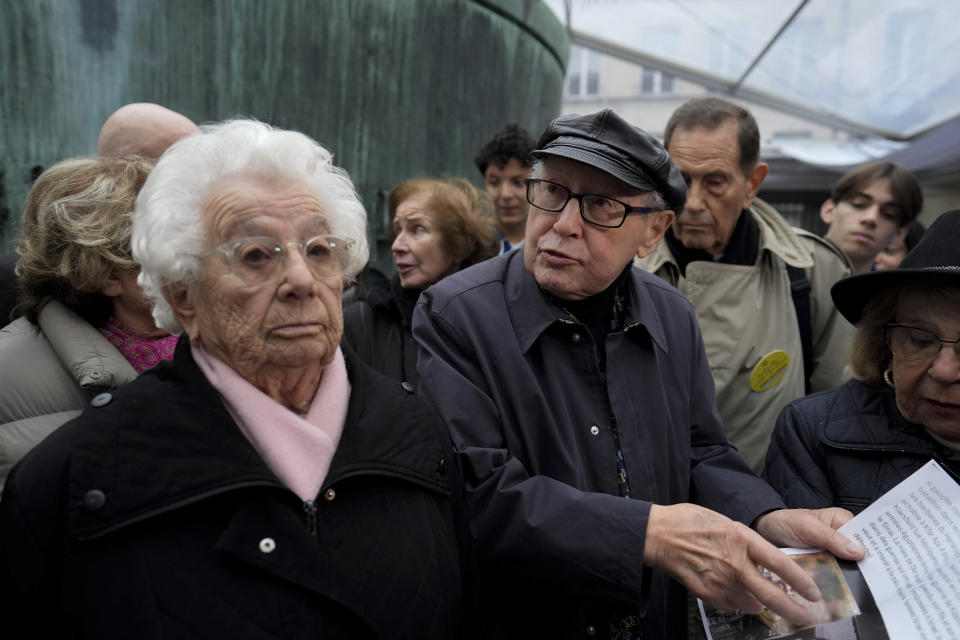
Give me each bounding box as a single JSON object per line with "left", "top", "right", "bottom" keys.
{"left": 545, "top": 0, "right": 960, "bottom": 175}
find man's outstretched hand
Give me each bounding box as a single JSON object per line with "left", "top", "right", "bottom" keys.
{"left": 643, "top": 504, "right": 865, "bottom": 626}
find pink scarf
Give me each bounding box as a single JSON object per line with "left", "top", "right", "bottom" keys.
{"left": 192, "top": 344, "right": 350, "bottom": 502}
{"left": 98, "top": 316, "right": 177, "bottom": 374}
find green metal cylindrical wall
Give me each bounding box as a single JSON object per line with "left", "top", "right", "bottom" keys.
{"left": 0, "top": 0, "right": 568, "bottom": 271}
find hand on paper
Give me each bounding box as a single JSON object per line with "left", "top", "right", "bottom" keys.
{"left": 753, "top": 507, "right": 866, "bottom": 561}
{"left": 643, "top": 503, "right": 844, "bottom": 626}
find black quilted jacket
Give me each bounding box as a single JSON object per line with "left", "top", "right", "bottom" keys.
{"left": 763, "top": 378, "right": 960, "bottom": 514}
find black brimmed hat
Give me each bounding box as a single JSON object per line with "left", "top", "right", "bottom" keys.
{"left": 532, "top": 109, "right": 687, "bottom": 211}
{"left": 832, "top": 209, "right": 960, "bottom": 324}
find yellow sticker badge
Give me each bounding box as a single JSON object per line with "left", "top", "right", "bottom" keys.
{"left": 750, "top": 350, "right": 790, "bottom": 392}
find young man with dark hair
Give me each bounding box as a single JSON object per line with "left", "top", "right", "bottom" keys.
{"left": 820, "top": 160, "right": 923, "bottom": 274}
{"left": 474, "top": 123, "right": 536, "bottom": 253}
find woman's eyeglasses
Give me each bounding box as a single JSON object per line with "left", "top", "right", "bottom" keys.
{"left": 201, "top": 235, "right": 353, "bottom": 284}
{"left": 885, "top": 324, "right": 960, "bottom": 363}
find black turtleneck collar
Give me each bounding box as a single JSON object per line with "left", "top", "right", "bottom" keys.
{"left": 551, "top": 264, "right": 630, "bottom": 327}
{"left": 545, "top": 264, "right": 633, "bottom": 369}
{"left": 666, "top": 209, "right": 759, "bottom": 276}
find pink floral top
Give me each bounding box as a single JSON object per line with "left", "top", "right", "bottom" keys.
{"left": 98, "top": 316, "right": 177, "bottom": 374}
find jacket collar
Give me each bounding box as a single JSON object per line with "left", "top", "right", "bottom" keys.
{"left": 37, "top": 300, "right": 137, "bottom": 390}
{"left": 750, "top": 198, "right": 814, "bottom": 268}
{"left": 389, "top": 274, "right": 422, "bottom": 328}
{"left": 68, "top": 339, "right": 449, "bottom": 539}
{"left": 664, "top": 207, "right": 759, "bottom": 268}
{"left": 819, "top": 380, "right": 940, "bottom": 454}
{"left": 636, "top": 197, "right": 814, "bottom": 279}
{"left": 506, "top": 248, "right": 669, "bottom": 355}
{"left": 361, "top": 273, "right": 420, "bottom": 329}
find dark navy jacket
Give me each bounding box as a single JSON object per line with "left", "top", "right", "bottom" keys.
{"left": 764, "top": 378, "right": 960, "bottom": 514}
{"left": 413, "top": 248, "right": 784, "bottom": 639}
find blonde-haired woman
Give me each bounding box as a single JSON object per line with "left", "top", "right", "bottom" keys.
{"left": 343, "top": 176, "right": 498, "bottom": 386}
{"left": 0, "top": 156, "right": 171, "bottom": 487}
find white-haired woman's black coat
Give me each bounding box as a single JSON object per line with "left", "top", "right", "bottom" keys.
{"left": 763, "top": 378, "right": 960, "bottom": 514}
{"left": 0, "top": 340, "right": 465, "bottom": 639}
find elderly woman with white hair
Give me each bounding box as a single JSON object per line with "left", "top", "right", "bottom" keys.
{"left": 0, "top": 120, "right": 465, "bottom": 638}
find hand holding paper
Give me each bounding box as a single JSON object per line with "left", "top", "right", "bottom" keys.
{"left": 754, "top": 507, "right": 866, "bottom": 561}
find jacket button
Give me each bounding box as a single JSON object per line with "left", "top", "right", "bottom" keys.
{"left": 324, "top": 488, "right": 336, "bottom": 501}
{"left": 586, "top": 625, "right": 596, "bottom": 636}
{"left": 82, "top": 489, "right": 106, "bottom": 511}
{"left": 258, "top": 537, "right": 276, "bottom": 553}
{"left": 90, "top": 371, "right": 102, "bottom": 380}
{"left": 438, "top": 456, "right": 448, "bottom": 474}
{"left": 90, "top": 392, "right": 112, "bottom": 407}
{"left": 401, "top": 381, "right": 415, "bottom": 393}
{"left": 571, "top": 332, "right": 581, "bottom": 343}
{"left": 590, "top": 425, "right": 600, "bottom": 436}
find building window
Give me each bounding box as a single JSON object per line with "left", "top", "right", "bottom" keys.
{"left": 585, "top": 65, "right": 599, "bottom": 94}
{"left": 641, "top": 68, "right": 656, "bottom": 93}
{"left": 566, "top": 45, "right": 601, "bottom": 97}
{"left": 661, "top": 73, "right": 674, "bottom": 93}
{"left": 639, "top": 67, "right": 675, "bottom": 95}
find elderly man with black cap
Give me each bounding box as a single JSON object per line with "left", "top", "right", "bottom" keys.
{"left": 413, "top": 109, "right": 864, "bottom": 639}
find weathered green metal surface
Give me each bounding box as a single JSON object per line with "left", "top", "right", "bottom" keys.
{"left": 0, "top": 0, "right": 568, "bottom": 271}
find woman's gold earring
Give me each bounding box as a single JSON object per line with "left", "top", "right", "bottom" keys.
{"left": 883, "top": 368, "right": 894, "bottom": 388}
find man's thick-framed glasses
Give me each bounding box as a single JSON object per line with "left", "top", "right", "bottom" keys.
{"left": 525, "top": 178, "right": 665, "bottom": 228}
{"left": 884, "top": 324, "right": 960, "bottom": 363}
{"left": 201, "top": 234, "right": 354, "bottom": 284}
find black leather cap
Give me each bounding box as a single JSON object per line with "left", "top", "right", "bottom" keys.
{"left": 532, "top": 109, "right": 687, "bottom": 211}
{"left": 832, "top": 209, "right": 960, "bottom": 324}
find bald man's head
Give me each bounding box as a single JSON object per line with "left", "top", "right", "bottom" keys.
{"left": 97, "top": 103, "right": 198, "bottom": 160}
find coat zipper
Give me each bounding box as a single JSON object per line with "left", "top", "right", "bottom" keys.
{"left": 303, "top": 500, "right": 318, "bottom": 538}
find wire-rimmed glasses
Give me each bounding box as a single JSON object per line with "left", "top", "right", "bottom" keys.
{"left": 885, "top": 324, "right": 960, "bottom": 363}
{"left": 201, "top": 235, "right": 354, "bottom": 284}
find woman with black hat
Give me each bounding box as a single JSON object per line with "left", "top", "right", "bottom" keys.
{"left": 763, "top": 210, "right": 960, "bottom": 514}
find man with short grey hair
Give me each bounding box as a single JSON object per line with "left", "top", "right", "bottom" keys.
{"left": 414, "top": 109, "right": 863, "bottom": 639}
{"left": 637, "top": 97, "right": 853, "bottom": 472}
